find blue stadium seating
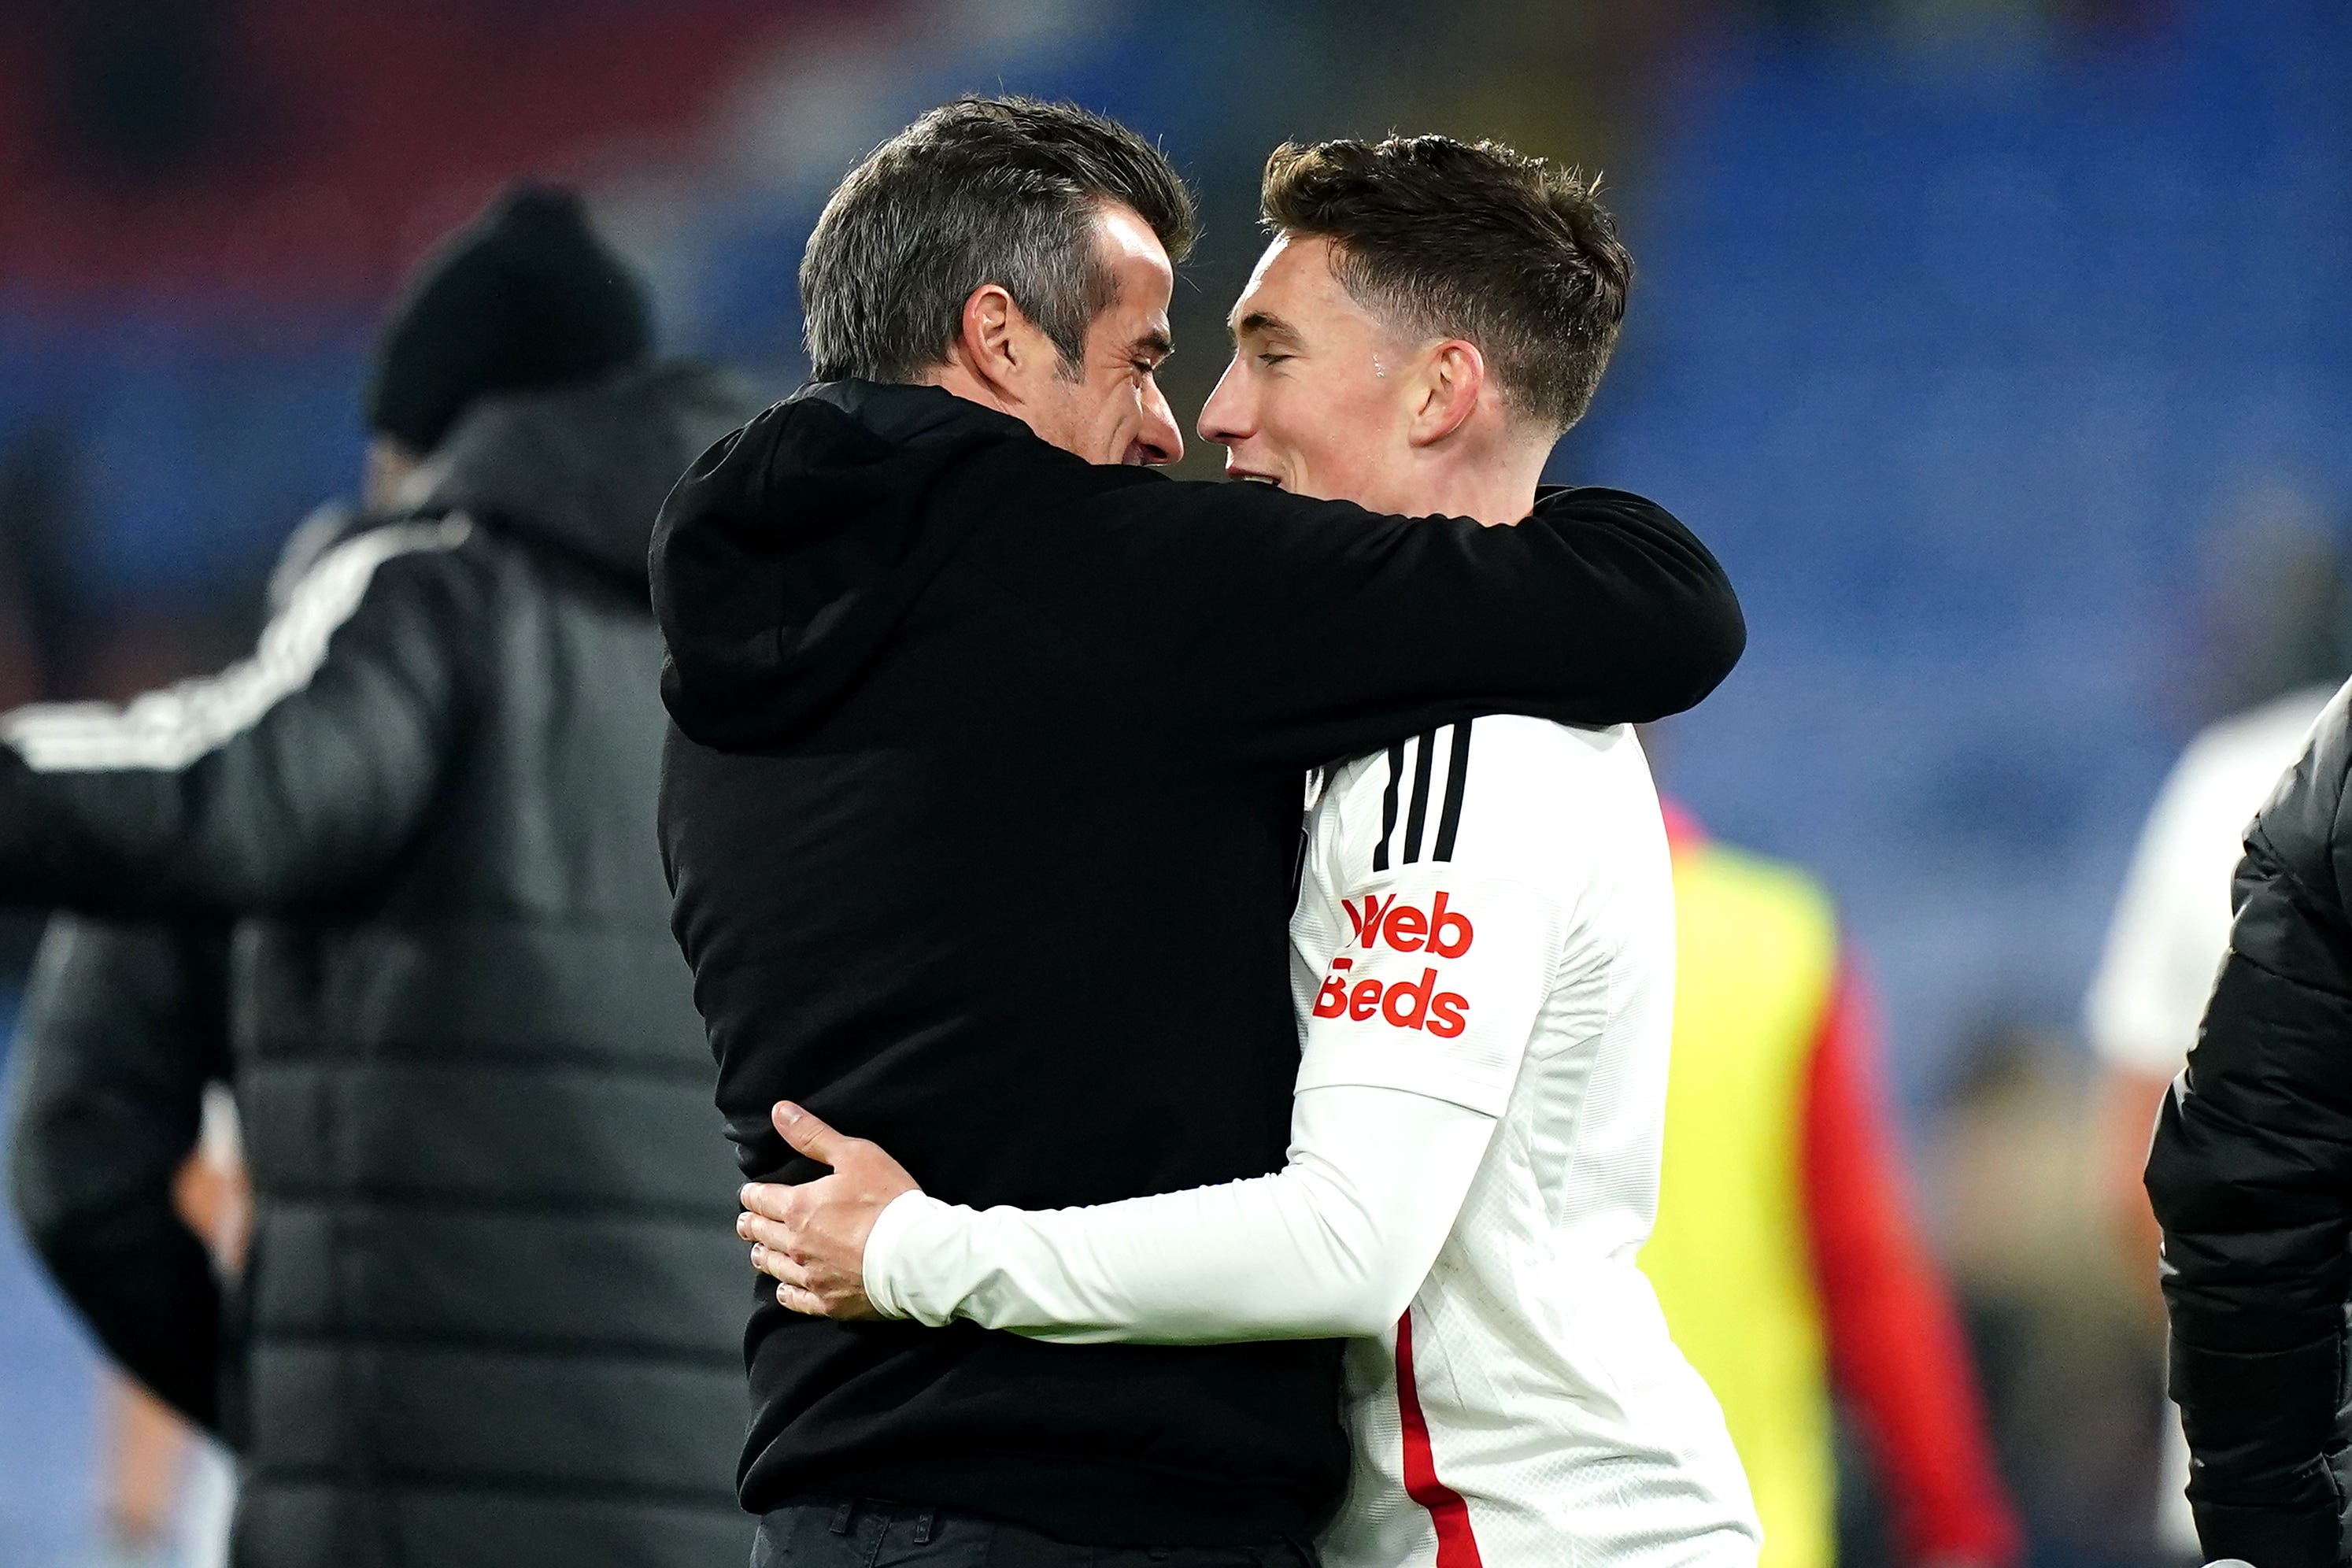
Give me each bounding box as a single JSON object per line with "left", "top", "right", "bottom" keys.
{"left": 1566, "top": 0, "right": 2352, "bottom": 1106}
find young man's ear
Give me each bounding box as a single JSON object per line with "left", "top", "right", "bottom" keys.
{"left": 1408, "top": 339, "right": 1487, "bottom": 448}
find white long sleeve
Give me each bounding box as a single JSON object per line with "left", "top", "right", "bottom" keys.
{"left": 864, "top": 1082, "right": 1496, "bottom": 1343}
{"left": 863, "top": 865, "right": 1566, "bottom": 1344}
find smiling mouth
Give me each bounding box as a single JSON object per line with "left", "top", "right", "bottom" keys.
{"left": 1228, "top": 470, "right": 1283, "bottom": 487}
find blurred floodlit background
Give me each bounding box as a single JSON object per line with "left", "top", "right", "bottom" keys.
{"left": 2, "top": 0, "right": 2346, "bottom": 1562}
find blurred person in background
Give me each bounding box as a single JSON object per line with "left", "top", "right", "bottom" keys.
{"left": 6, "top": 460, "right": 349, "bottom": 1568}
{"left": 2144, "top": 675, "right": 2352, "bottom": 1568}
{"left": 2086, "top": 510, "right": 2346, "bottom": 1558}
{"left": 1637, "top": 803, "right": 2021, "bottom": 1568}
{"left": 0, "top": 181, "right": 761, "bottom": 1568}
{"left": 4, "top": 417, "right": 246, "bottom": 1568}
{"left": 1930, "top": 1028, "right": 2168, "bottom": 1568}
{"left": 4, "top": 495, "right": 357, "bottom": 1567}
{"left": 7, "top": 917, "right": 247, "bottom": 1568}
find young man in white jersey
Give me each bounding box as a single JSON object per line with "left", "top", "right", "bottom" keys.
{"left": 737, "top": 135, "right": 1762, "bottom": 1568}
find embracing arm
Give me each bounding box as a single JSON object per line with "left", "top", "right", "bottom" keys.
{"left": 0, "top": 520, "right": 481, "bottom": 917}
{"left": 1074, "top": 478, "right": 1743, "bottom": 769}
{"left": 745, "top": 865, "right": 1562, "bottom": 1342}
{"left": 868, "top": 1084, "right": 1491, "bottom": 1343}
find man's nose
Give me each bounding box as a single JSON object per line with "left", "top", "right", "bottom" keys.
{"left": 1135, "top": 377, "right": 1182, "bottom": 467}
{"left": 1197, "top": 358, "right": 1249, "bottom": 450}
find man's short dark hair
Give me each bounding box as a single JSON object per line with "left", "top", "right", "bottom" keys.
{"left": 1260, "top": 135, "right": 1632, "bottom": 434}
{"left": 801, "top": 96, "right": 1197, "bottom": 384}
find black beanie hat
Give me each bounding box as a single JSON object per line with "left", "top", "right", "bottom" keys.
{"left": 367, "top": 182, "right": 653, "bottom": 453}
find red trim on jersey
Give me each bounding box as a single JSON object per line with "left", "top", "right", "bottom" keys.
{"left": 1803, "top": 965, "right": 2025, "bottom": 1567}
{"left": 1395, "top": 1309, "right": 1485, "bottom": 1567}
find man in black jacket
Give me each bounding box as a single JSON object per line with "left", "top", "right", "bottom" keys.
{"left": 7, "top": 504, "right": 351, "bottom": 1451}
{"left": 2147, "top": 676, "right": 2352, "bottom": 1568}
{"left": 656, "top": 97, "right": 1744, "bottom": 1562}
{"left": 0, "top": 184, "right": 762, "bottom": 1568}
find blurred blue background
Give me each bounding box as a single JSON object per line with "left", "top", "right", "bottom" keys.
{"left": 2, "top": 0, "right": 2343, "bottom": 1562}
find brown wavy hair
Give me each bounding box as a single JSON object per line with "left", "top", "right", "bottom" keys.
{"left": 1261, "top": 135, "right": 1632, "bottom": 433}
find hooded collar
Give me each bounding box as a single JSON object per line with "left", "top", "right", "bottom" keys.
{"left": 797, "top": 378, "right": 1035, "bottom": 449}
{"left": 418, "top": 360, "right": 762, "bottom": 594}
{"left": 652, "top": 376, "right": 1047, "bottom": 749}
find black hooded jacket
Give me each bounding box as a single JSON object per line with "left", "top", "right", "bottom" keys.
{"left": 2147, "top": 676, "right": 2352, "bottom": 1568}
{"left": 0, "top": 361, "right": 764, "bottom": 1568}
{"left": 655, "top": 379, "right": 1747, "bottom": 1548}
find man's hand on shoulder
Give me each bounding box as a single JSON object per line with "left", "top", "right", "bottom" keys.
{"left": 738, "top": 1101, "right": 919, "bottom": 1321}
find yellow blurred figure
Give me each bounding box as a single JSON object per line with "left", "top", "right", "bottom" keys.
{"left": 1640, "top": 808, "right": 2021, "bottom": 1568}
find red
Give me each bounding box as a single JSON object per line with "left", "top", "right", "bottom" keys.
{"left": 1395, "top": 1309, "right": 1486, "bottom": 1567}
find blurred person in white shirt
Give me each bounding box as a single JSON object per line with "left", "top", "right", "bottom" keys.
{"left": 2087, "top": 508, "right": 2346, "bottom": 1559}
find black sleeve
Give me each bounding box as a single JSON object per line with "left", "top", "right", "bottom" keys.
{"left": 1068, "top": 475, "right": 1743, "bottom": 767}
{"left": 5, "top": 916, "right": 234, "bottom": 1433}
{"left": 2146, "top": 690, "right": 2352, "bottom": 1568}
{"left": 0, "top": 520, "right": 483, "bottom": 917}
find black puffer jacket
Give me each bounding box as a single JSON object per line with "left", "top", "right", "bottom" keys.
{"left": 0, "top": 362, "right": 763, "bottom": 1568}
{"left": 2147, "top": 676, "right": 2352, "bottom": 1568}
{"left": 7, "top": 915, "right": 234, "bottom": 1429}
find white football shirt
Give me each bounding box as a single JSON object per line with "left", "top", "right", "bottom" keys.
{"left": 1295, "top": 716, "right": 1756, "bottom": 1568}
{"left": 864, "top": 716, "right": 1758, "bottom": 1565}
{"left": 2085, "top": 685, "right": 2334, "bottom": 1074}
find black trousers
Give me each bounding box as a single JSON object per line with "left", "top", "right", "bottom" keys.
{"left": 752, "top": 1499, "right": 1320, "bottom": 1568}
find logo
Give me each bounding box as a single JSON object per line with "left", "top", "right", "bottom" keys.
{"left": 1315, "top": 889, "right": 1474, "bottom": 1039}
{"left": 1341, "top": 891, "right": 1474, "bottom": 957}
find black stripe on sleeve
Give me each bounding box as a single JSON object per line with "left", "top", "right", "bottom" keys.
{"left": 1400, "top": 730, "right": 1436, "bottom": 864}
{"left": 1433, "top": 719, "right": 1474, "bottom": 861}
{"left": 1374, "top": 742, "right": 1406, "bottom": 871}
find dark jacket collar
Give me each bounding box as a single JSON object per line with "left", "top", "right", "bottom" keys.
{"left": 797, "top": 379, "right": 1035, "bottom": 449}
{"left": 654, "top": 375, "right": 1051, "bottom": 749}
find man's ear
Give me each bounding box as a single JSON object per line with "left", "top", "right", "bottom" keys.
{"left": 1408, "top": 339, "right": 1487, "bottom": 449}
{"left": 950, "top": 283, "right": 1050, "bottom": 405}
{"left": 949, "top": 283, "right": 1020, "bottom": 397}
